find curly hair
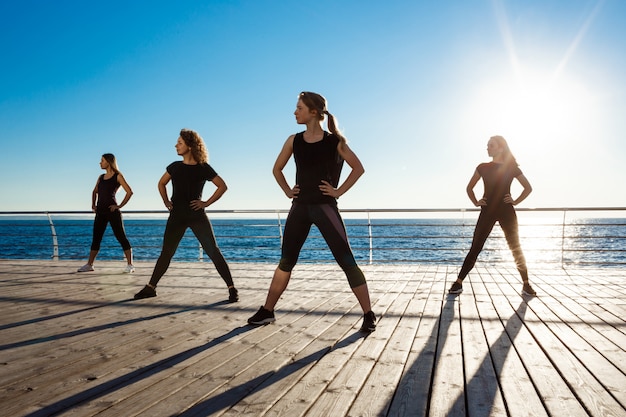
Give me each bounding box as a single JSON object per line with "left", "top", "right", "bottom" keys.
{"left": 179, "top": 129, "right": 209, "bottom": 164}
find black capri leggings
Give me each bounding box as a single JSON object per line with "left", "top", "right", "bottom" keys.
{"left": 278, "top": 202, "right": 366, "bottom": 288}
{"left": 90, "top": 209, "right": 132, "bottom": 251}
{"left": 458, "top": 204, "right": 528, "bottom": 281}
{"left": 149, "top": 210, "right": 233, "bottom": 288}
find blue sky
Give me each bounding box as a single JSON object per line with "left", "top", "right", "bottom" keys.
{"left": 1, "top": 0, "right": 625, "bottom": 212}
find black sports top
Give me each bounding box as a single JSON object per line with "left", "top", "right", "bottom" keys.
{"left": 293, "top": 131, "right": 343, "bottom": 204}
{"left": 166, "top": 161, "right": 218, "bottom": 210}
{"left": 96, "top": 173, "right": 120, "bottom": 211}
{"left": 477, "top": 162, "right": 523, "bottom": 207}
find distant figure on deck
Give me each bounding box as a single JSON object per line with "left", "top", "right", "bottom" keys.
{"left": 77, "top": 153, "right": 134, "bottom": 273}
{"left": 247, "top": 91, "right": 377, "bottom": 333}
{"left": 133, "top": 129, "right": 238, "bottom": 303}
{"left": 448, "top": 135, "right": 536, "bottom": 296}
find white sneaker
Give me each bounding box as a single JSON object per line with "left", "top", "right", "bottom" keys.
{"left": 77, "top": 264, "right": 94, "bottom": 272}
{"left": 124, "top": 264, "right": 135, "bottom": 274}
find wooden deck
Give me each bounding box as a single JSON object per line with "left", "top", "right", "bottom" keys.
{"left": 0, "top": 259, "right": 625, "bottom": 417}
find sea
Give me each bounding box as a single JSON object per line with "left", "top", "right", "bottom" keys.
{"left": 0, "top": 217, "right": 625, "bottom": 268}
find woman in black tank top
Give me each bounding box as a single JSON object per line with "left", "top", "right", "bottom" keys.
{"left": 247, "top": 91, "right": 377, "bottom": 333}
{"left": 77, "top": 153, "right": 134, "bottom": 273}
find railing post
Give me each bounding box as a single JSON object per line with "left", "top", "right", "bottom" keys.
{"left": 46, "top": 212, "right": 59, "bottom": 261}
{"left": 277, "top": 211, "right": 283, "bottom": 246}
{"left": 561, "top": 209, "right": 567, "bottom": 269}
{"left": 368, "top": 211, "right": 373, "bottom": 265}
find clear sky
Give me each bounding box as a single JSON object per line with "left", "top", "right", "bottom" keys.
{"left": 1, "top": 0, "right": 625, "bottom": 212}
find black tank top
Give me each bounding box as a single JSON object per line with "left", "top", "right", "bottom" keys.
{"left": 96, "top": 173, "right": 120, "bottom": 211}
{"left": 293, "top": 131, "right": 343, "bottom": 204}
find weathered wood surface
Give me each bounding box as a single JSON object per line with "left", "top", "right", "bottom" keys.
{"left": 0, "top": 260, "right": 624, "bottom": 416}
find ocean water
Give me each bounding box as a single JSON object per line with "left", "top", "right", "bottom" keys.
{"left": 0, "top": 217, "right": 625, "bottom": 267}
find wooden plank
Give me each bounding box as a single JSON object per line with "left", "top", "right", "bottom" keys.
{"left": 478, "top": 269, "right": 550, "bottom": 416}
{"left": 386, "top": 265, "right": 442, "bottom": 417}
{"left": 458, "top": 281, "right": 507, "bottom": 416}
{"left": 424, "top": 268, "right": 465, "bottom": 417}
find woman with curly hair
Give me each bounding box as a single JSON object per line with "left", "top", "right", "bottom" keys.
{"left": 134, "top": 129, "right": 238, "bottom": 302}
{"left": 247, "top": 91, "right": 377, "bottom": 333}
{"left": 77, "top": 153, "right": 134, "bottom": 273}
{"left": 448, "top": 135, "right": 536, "bottom": 296}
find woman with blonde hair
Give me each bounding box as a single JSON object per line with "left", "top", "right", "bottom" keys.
{"left": 78, "top": 153, "right": 134, "bottom": 273}
{"left": 247, "top": 91, "right": 377, "bottom": 332}
{"left": 448, "top": 135, "right": 536, "bottom": 296}
{"left": 134, "top": 129, "right": 238, "bottom": 302}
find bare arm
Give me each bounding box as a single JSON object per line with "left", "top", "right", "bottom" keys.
{"left": 110, "top": 173, "right": 133, "bottom": 211}
{"left": 466, "top": 170, "right": 485, "bottom": 206}
{"left": 158, "top": 172, "right": 173, "bottom": 210}
{"left": 91, "top": 178, "right": 100, "bottom": 212}
{"left": 272, "top": 135, "right": 299, "bottom": 199}
{"left": 320, "top": 142, "right": 365, "bottom": 198}
{"left": 190, "top": 175, "right": 228, "bottom": 210}
{"left": 504, "top": 174, "right": 532, "bottom": 206}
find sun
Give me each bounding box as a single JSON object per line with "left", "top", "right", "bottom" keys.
{"left": 464, "top": 69, "right": 595, "bottom": 157}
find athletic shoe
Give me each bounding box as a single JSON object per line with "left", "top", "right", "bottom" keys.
{"left": 77, "top": 264, "right": 94, "bottom": 272}
{"left": 247, "top": 306, "right": 275, "bottom": 325}
{"left": 134, "top": 285, "right": 157, "bottom": 299}
{"left": 360, "top": 311, "right": 377, "bottom": 333}
{"left": 228, "top": 287, "right": 239, "bottom": 303}
{"left": 448, "top": 282, "right": 463, "bottom": 294}
{"left": 123, "top": 264, "right": 135, "bottom": 274}
{"left": 522, "top": 283, "right": 537, "bottom": 296}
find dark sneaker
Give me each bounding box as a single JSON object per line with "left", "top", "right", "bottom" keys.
{"left": 522, "top": 283, "right": 537, "bottom": 296}
{"left": 360, "top": 311, "right": 377, "bottom": 333}
{"left": 247, "top": 306, "right": 275, "bottom": 325}
{"left": 448, "top": 282, "right": 463, "bottom": 294}
{"left": 228, "top": 287, "right": 239, "bottom": 303}
{"left": 134, "top": 285, "right": 157, "bottom": 299}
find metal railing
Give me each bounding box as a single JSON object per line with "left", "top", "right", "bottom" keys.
{"left": 1, "top": 208, "right": 625, "bottom": 268}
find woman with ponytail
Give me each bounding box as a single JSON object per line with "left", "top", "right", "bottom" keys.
{"left": 77, "top": 153, "right": 134, "bottom": 273}
{"left": 448, "top": 135, "right": 536, "bottom": 296}
{"left": 248, "top": 91, "right": 377, "bottom": 333}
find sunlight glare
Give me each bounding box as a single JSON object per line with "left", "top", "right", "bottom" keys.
{"left": 466, "top": 69, "right": 595, "bottom": 157}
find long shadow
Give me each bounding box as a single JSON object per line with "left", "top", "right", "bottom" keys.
{"left": 449, "top": 301, "right": 528, "bottom": 417}
{"left": 0, "top": 300, "right": 231, "bottom": 350}
{"left": 388, "top": 295, "right": 529, "bottom": 417}
{"left": 23, "top": 325, "right": 255, "bottom": 417}
{"left": 387, "top": 296, "right": 457, "bottom": 416}
{"left": 179, "top": 331, "right": 365, "bottom": 416}
{"left": 0, "top": 298, "right": 135, "bottom": 331}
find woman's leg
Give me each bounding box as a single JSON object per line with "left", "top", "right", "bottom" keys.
{"left": 499, "top": 207, "right": 529, "bottom": 282}
{"left": 189, "top": 214, "right": 234, "bottom": 287}
{"left": 108, "top": 210, "right": 133, "bottom": 265}
{"left": 313, "top": 204, "right": 372, "bottom": 313}
{"left": 456, "top": 209, "right": 497, "bottom": 283}
{"left": 87, "top": 212, "right": 108, "bottom": 264}
{"left": 265, "top": 203, "right": 311, "bottom": 311}
{"left": 148, "top": 214, "right": 187, "bottom": 287}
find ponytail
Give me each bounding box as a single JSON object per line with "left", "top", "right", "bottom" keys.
{"left": 324, "top": 110, "right": 347, "bottom": 148}
{"left": 299, "top": 91, "right": 348, "bottom": 148}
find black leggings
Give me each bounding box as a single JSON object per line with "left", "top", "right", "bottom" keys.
{"left": 149, "top": 210, "right": 233, "bottom": 287}
{"left": 279, "top": 202, "right": 366, "bottom": 288}
{"left": 458, "top": 204, "right": 528, "bottom": 281}
{"left": 90, "top": 210, "right": 132, "bottom": 251}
